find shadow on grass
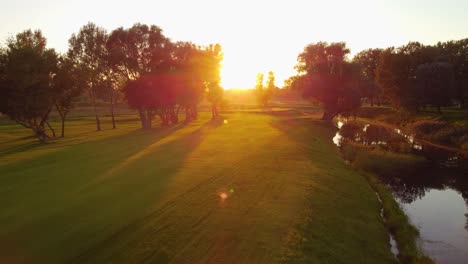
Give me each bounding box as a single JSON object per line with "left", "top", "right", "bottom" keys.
{"left": 68, "top": 119, "right": 224, "bottom": 263}
{"left": 0, "top": 117, "right": 224, "bottom": 263}
{"left": 0, "top": 140, "right": 44, "bottom": 157}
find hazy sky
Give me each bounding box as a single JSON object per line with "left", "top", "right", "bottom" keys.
{"left": 1, "top": 0, "right": 467, "bottom": 88}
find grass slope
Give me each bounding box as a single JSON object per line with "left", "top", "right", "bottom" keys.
{"left": 0, "top": 112, "right": 395, "bottom": 264}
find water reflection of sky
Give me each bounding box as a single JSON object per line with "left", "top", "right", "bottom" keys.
{"left": 334, "top": 120, "right": 468, "bottom": 264}
{"left": 402, "top": 189, "right": 468, "bottom": 264}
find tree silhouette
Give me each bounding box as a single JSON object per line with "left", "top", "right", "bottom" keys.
{"left": 437, "top": 39, "right": 468, "bottom": 108}
{"left": 254, "top": 73, "right": 264, "bottom": 107}
{"left": 53, "top": 56, "right": 84, "bottom": 137}
{"left": 295, "top": 42, "right": 362, "bottom": 120}
{"left": 108, "top": 24, "right": 181, "bottom": 127}
{"left": 353, "top": 48, "right": 383, "bottom": 106}
{"left": 416, "top": 61, "right": 455, "bottom": 113}
{"left": 68, "top": 22, "right": 109, "bottom": 131}
{"left": 204, "top": 44, "right": 224, "bottom": 119}
{"left": 0, "top": 30, "right": 58, "bottom": 142}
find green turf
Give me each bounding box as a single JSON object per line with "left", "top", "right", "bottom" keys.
{"left": 0, "top": 112, "right": 396, "bottom": 264}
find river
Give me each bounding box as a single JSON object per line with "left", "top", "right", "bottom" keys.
{"left": 333, "top": 120, "right": 468, "bottom": 264}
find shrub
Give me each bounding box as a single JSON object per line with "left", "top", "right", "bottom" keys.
{"left": 410, "top": 120, "right": 447, "bottom": 136}
{"left": 341, "top": 141, "right": 426, "bottom": 177}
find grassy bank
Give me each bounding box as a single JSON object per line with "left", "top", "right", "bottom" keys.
{"left": 340, "top": 141, "right": 434, "bottom": 264}
{"left": 1, "top": 111, "right": 397, "bottom": 263}
{"left": 356, "top": 106, "right": 468, "bottom": 150}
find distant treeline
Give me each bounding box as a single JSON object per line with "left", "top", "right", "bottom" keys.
{"left": 0, "top": 22, "right": 223, "bottom": 141}
{"left": 284, "top": 40, "right": 468, "bottom": 120}
{"left": 1, "top": 21, "right": 467, "bottom": 141}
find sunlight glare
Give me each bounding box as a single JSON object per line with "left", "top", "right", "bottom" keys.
{"left": 219, "top": 192, "right": 228, "bottom": 201}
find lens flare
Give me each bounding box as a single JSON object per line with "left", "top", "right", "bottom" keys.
{"left": 219, "top": 192, "right": 228, "bottom": 200}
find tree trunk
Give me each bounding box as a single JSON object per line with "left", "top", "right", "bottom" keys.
{"left": 35, "top": 126, "right": 48, "bottom": 142}
{"left": 170, "top": 106, "right": 178, "bottom": 124}
{"left": 45, "top": 121, "right": 56, "bottom": 138}
{"left": 60, "top": 116, "right": 65, "bottom": 137}
{"left": 192, "top": 105, "right": 198, "bottom": 120}
{"left": 90, "top": 86, "right": 101, "bottom": 131}
{"left": 110, "top": 88, "right": 116, "bottom": 129}
{"left": 138, "top": 108, "right": 148, "bottom": 129}
{"left": 146, "top": 110, "right": 153, "bottom": 129}
{"left": 321, "top": 111, "right": 335, "bottom": 122}
{"left": 211, "top": 105, "right": 216, "bottom": 119}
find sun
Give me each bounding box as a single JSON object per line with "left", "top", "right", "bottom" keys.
{"left": 219, "top": 45, "right": 294, "bottom": 90}
{"left": 220, "top": 60, "right": 253, "bottom": 90}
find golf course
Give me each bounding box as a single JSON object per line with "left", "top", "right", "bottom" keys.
{"left": 0, "top": 111, "right": 397, "bottom": 263}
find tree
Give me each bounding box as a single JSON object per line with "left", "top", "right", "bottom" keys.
{"left": 123, "top": 73, "right": 183, "bottom": 129}
{"left": 376, "top": 48, "right": 416, "bottom": 110}
{"left": 283, "top": 74, "right": 310, "bottom": 91}
{"left": 53, "top": 56, "right": 84, "bottom": 137}
{"left": 0, "top": 30, "right": 58, "bottom": 142}
{"left": 294, "top": 42, "right": 362, "bottom": 121}
{"left": 204, "top": 44, "right": 224, "bottom": 119}
{"left": 68, "top": 22, "right": 109, "bottom": 131}
{"left": 107, "top": 23, "right": 174, "bottom": 127}
{"left": 207, "top": 82, "right": 224, "bottom": 118}
{"left": 353, "top": 48, "right": 383, "bottom": 106}
{"left": 376, "top": 42, "right": 443, "bottom": 111}
{"left": 263, "top": 71, "right": 276, "bottom": 106}
{"left": 437, "top": 39, "right": 468, "bottom": 108}
{"left": 172, "top": 42, "right": 207, "bottom": 122}
{"left": 254, "top": 73, "right": 265, "bottom": 106}
{"left": 416, "top": 61, "right": 455, "bottom": 113}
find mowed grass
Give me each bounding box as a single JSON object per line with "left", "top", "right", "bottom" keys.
{"left": 0, "top": 112, "right": 396, "bottom": 264}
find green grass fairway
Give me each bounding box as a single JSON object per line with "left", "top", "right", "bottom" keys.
{"left": 0, "top": 112, "right": 396, "bottom": 264}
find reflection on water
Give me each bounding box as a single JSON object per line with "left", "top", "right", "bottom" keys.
{"left": 334, "top": 120, "right": 468, "bottom": 264}
{"left": 333, "top": 121, "right": 466, "bottom": 168}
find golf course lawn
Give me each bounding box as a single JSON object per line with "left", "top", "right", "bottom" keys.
{"left": 0, "top": 112, "right": 397, "bottom": 264}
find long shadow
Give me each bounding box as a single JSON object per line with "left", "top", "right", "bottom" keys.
{"left": 0, "top": 135, "right": 36, "bottom": 146}
{"left": 0, "top": 118, "right": 223, "bottom": 264}
{"left": 68, "top": 119, "right": 223, "bottom": 263}
{"left": 0, "top": 124, "right": 185, "bottom": 178}
{"left": 0, "top": 140, "right": 44, "bottom": 157}
{"left": 0, "top": 119, "right": 182, "bottom": 159}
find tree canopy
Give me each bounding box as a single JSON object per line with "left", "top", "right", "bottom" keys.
{"left": 292, "top": 42, "right": 362, "bottom": 120}
{"left": 0, "top": 30, "right": 58, "bottom": 141}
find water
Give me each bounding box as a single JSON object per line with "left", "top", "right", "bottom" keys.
{"left": 333, "top": 120, "right": 468, "bottom": 264}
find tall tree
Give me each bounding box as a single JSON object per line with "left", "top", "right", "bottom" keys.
{"left": 295, "top": 42, "right": 361, "bottom": 120}
{"left": 376, "top": 42, "right": 442, "bottom": 111}
{"left": 53, "top": 56, "right": 84, "bottom": 137}
{"left": 204, "top": 44, "right": 224, "bottom": 119}
{"left": 0, "top": 30, "right": 58, "bottom": 142}
{"left": 107, "top": 23, "right": 174, "bottom": 128}
{"left": 254, "top": 73, "right": 265, "bottom": 106}
{"left": 416, "top": 61, "right": 455, "bottom": 113}
{"left": 437, "top": 39, "right": 468, "bottom": 108}
{"left": 376, "top": 48, "right": 415, "bottom": 110}
{"left": 353, "top": 48, "right": 383, "bottom": 106}
{"left": 68, "top": 22, "right": 108, "bottom": 131}
{"left": 263, "top": 71, "right": 276, "bottom": 106}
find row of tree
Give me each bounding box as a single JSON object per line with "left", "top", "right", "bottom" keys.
{"left": 284, "top": 39, "right": 467, "bottom": 120}
{"left": 0, "top": 23, "right": 224, "bottom": 141}
{"left": 254, "top": 71, "right": 277, "bottom": 106}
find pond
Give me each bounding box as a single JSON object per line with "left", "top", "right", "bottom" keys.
{"left": 333, "top": 120, "right": 468, "bottom": 264}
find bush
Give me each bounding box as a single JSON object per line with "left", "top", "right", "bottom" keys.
{"left": 410, "top": 120, "right": 468, "bottom": 147}
{"left": 341, "top": 141, "right": 426, "bottom": 177}
{"left": 410, "top": 120, "right": 447, "bottom": 136}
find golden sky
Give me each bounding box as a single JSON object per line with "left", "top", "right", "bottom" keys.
{"left": 1, "top": 0, "right": 467, "bottom": 88}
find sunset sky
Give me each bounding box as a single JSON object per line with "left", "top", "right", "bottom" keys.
{"left": 1, "top": 0, "right": 467, "bottom": 88}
